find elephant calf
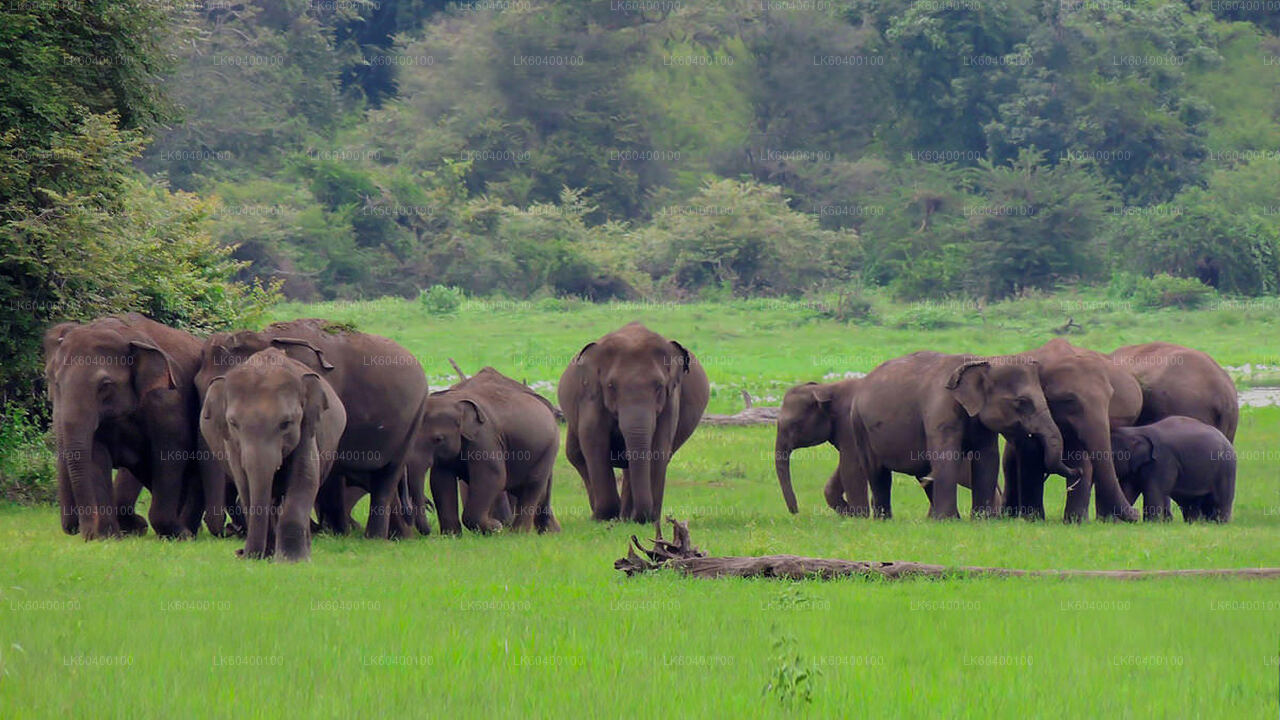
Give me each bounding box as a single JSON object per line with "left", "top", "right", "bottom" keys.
{"left": 200, "top": 349, "right": 347, "bottom": 561}
{"left": 1110, "top": 416, "right": 1235, "bottom": 522}
{"left": 417, "top": 368, "right": 559, "bottom": 534}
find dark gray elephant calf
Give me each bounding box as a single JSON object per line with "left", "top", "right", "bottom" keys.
{"left": 417, "top": 367, "right": 559, "bottom": 534}
{"left": 1110, "top": 416, "right": 1235, "bottom": 522}
{"left": 200, "top": 349, "right": 347, "bottom": 560}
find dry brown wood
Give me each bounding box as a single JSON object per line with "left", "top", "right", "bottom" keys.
{"left": 615, "top": 519, "right": 1280, "bottom": 581}
{"left": 447, "top": 357, "right": 467, "bottom": 382}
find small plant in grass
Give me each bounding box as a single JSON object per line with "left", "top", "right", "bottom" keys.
{"left": 419, "top": 285, "right": 465, "bottom": 315}
{"left": 763, "top": 630, "right": 820, "bottom": 707}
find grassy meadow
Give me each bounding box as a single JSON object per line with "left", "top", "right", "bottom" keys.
{"left": 2, "top": 295, "right": 1279, "bottom": 716}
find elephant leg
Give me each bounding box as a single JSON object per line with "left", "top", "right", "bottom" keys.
{"left": 509, "top": 481, "right": 542, "bottom": 533}
{"left": 535, "top": 483, "right": 560, "bottom": 534}
{"left": 835, "top": 451, "right": 871, "bottom": 518}
{"left": 364, "top": 465, "right": 401, "bottom": 539}
{"left": 86, "top": 442, "right": 119, "bottom": 539}
{"left": 823, "top": 472, "right": 848, "bottom": 513}
{"left": 578, "top": 413, "right": 620, "bottom": 521}
{"left": 407, "top": 466, "right": 431, "bottom": 535}
{"left": 491, "top": 491, "right": 515, "bottom": 526}
{"left": 113, "top": 468, "right": 148, "bottom": 536}
{"left": 146, "top": 452, "right": 190, "bottom": 539}
{"left": 619, "top": 468, "right": 632, "bottom": 520}
{"left": 430, "top": 467, "right": 462, "bottom": 535}
{"left": 869, "top": 469, "right": 892, "bottom": 519}
{"left": 277, "top": 472, "right": 319, "bottom": 563}
{"left": 1063, "top": 456, "right": 1093, "bottom": 524}
{"left": 1001, "top": 442, "right": 1022, "bottom": 517}
{"left": 925, "top": 452, "right": 966, "bottom": 520}
{"left": 318, "top": 474, "right": 353, "bottom": 535}
{"left": 178, "top": 466, "right": 205, "bottom": 536}
{"left": 199, "top": 440, "right": 229, "bottom": 537}
{"left": 460, "top": 459, "right": 505, "bottom": 534}
{"left": 969, "top": 436, "right": 1000, "bottom": 518}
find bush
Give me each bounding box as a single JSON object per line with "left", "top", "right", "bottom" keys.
{"left": 893, "top": 304, "right": 959, "bottom": 330}
{"left": 809, "top": 291, "right": 878, "bottom": 324}
{"left": 640, "top": 179, "right": 862, "bottom": 297}
{"left": 419, "top": 285, "right": 465, "bottom": 315}
{"left": 1109, "top": 272, "right": 1216, "bottom": 310}
{"left": 0, "top": 404, "right": 55, "bottom": 504}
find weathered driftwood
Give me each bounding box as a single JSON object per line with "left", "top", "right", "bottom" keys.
{"left": 615, "top": 519, "right": 1280, "bottom": 581}
{"left": 701, "top": 406, "right": 780, "bottom": 426}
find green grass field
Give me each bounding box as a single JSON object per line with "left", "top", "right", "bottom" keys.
{"left": 3, "top": 297, "right": 1279, "bottom": 716}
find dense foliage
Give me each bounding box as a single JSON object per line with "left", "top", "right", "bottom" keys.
{"left": 0, "top": 1, "right": 278, "bottom": 420}
{"left": 125, "top": 0, "right": 1280, "bottom": 306}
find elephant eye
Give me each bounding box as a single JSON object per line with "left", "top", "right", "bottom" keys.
{"left": 228, "top": 418, "right": 240, "bottom": 429}
{"left": 279, "top": 420, "right": 292, "bottom": 431}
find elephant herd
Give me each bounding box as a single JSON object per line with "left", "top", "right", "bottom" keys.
{"left": 43, "top": 314, "right": 1237, "bottom": 562}
{"left": 43, "top": 316, "right": 707, "bottom": 560}
{"left": 775, "top": 339, "right": 1238, "bottom": 523}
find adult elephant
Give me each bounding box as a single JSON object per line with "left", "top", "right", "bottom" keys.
{"left": 847, "top": 352, "right": 1078, "bottom": 520}
{"left": 1109, "top": 342, "right": 1238, "bottom": 441}
{"left": 558, "top": 322, "right": 709, "bottom": 524}
{"left": 773, "top": 379, "right": 995, "bottom": 516}
{"left": 1002, "top": 339, "right": 1143, "bottom": 522}
{"left": 195, "top": 319, "right": 428, "bottom": 539}
{"left": 43, "top": 314, "right": 208, "bottom": 539}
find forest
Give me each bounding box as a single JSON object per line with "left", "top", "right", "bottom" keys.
{"left": 3, "top": 0, "right": 1280, "bottom": 407}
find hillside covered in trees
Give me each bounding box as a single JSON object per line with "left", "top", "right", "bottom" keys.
{"left": 133, "top": 0, "right": 1280, "bottom": 302}
{"left": 4, "top": 0, "right": 1280, "bottom": 414}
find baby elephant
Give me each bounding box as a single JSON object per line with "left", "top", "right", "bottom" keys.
{"left": 200, "top": 349, "right": 346, "bottom": 560}
{"left": 1110, "top": 416, "right": 1235, "bottom": 522}
{"left": 417, "top": 367, "right": 559, "bottom": 534}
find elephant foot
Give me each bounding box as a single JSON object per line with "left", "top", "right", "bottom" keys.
{"left": 119, "top": 514, "right": 149, "bottom": 536}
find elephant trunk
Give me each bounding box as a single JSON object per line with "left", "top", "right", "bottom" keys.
{"left": 55, "top": 415, "right": 104, "bottom": 538}
{"left": 619, "top": 406, "right": 656, "bottom": 524}
{"left": 1028, "top": 410, "right": 1075, "bottom": 480}
{"left": 1081, "top": 421, "right": 1138, "bottom": 521}
{"left": 241, "top": 445, "right": 279, "bottom": 558}
{"left": 774, "top": 438, "right": 799, "bottom": 514}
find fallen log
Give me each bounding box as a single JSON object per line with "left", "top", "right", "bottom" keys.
{"left": 615, "top": 519, "right": 1280, "bottom": 581}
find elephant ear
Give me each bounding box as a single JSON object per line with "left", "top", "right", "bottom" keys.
{"left": 947, "top": 359, "right": 991, "bottom": 417}
{"left": 199, "top": 376, "right": 228, "bottom": 450}
{"left": 301, "top": 372, "right": 330, "bottom": 438}
{"left": 271, "top": 337, "right": 335, "bottom": 370}
{"left": 669, "top": 340, "right": 692, "bottom": 376}
{"left": 130, "top": 339, "right": 180, "bottom": 396}
{"left": 809, "top": 385, "right": 834, "bottom": 412}
{"left": 458, "top": 399, "right": 487, "bottom": 442}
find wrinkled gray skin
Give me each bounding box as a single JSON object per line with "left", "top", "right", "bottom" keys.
{"left": 195, "top": 319, "right": 427, "bottom": 540}
{"left": 1002, "top": 339, "right": 1143, "bottom": 523}
{"left": 774, "top": 379, "right": 994, "bottom": 516}
{"left": 847, "top": 352, "right": 1079, "bottom": 520}
{"left": 1110, "top": 416, "right": 1235, "bottom": 522}
{"left": 417, "top": 368, "right": 559, "bottom": 534}
{"left": 200, "top": 349, "right": 347, "bottom": 560}
{"left": 1109, "top": 342, "right": 1238, "bottom": 441}
{"left": 558, "top": 322, "right": 710, "bottom": 524}
{"left": 43, "top": 314, "right": 209, "bottom": 540}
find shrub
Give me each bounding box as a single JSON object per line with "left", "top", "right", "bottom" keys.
{"left": 419, "top": 285, "right": 465, "bottom": 315}
{"left": 0, "top": 404, "right": 56, "bottom": 504}
{"left": 1109, "top": 272, "right": 1216, "bottom": 310}
{"left": 640, "top": 179, "right": 862, "bottom": 297}
{"left": 893, "top": 303, "right": 959, "bottom": 330}
{"left": 809, "top": 291, "right": 878, "bottom": 324}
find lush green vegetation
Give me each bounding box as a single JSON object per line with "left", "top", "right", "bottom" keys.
{"left": 131, "top": 0, "right": 1280, "bottom": 304}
